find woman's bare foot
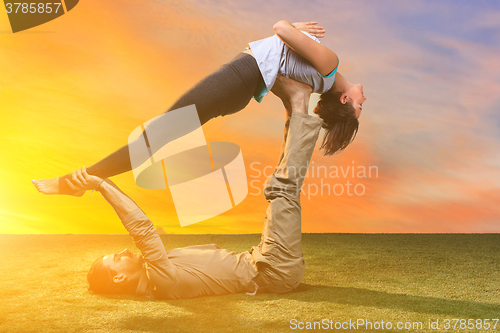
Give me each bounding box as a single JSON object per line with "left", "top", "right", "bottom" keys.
{"left": 32, "top": 177, "right": 85, "bottom": 197}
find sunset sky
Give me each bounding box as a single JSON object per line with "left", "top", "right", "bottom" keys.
{"left": 1, "top": 0, "right": 499, "bottom": 234}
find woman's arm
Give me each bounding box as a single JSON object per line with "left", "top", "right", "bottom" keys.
{"left": 273, "top": 20, "right": 339, "bottom": 76}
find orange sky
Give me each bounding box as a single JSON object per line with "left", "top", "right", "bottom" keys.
{"left": 1, "top": 0, "right": 499, "bottom": 234}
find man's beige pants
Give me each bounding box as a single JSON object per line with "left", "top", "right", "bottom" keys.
{"left": 251, "top": 112, "right": 324, "bottom": 293}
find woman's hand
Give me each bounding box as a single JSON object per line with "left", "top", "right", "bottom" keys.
{"left": 65, "top": 167, "right": 104, "bottom": 192}
{"left": 291, "top": 21, "right": 325, "bottom": 38}
{"left": 274, "top": 20, "right": 338, "bottom": 75}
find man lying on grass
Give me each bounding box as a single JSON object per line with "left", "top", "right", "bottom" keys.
{"left": 64, "top": 76, "right": 328, "bottom": 299}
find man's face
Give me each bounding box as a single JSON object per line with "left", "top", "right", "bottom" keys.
{"left": 101, "top": 248, "right": 144, "bottom": 281}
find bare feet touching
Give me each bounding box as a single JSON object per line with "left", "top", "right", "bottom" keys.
{"left": 32, "top": 177, "right": 85, "bottom": 197}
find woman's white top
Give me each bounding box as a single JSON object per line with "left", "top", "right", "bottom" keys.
{"left": 248, "top": 31, "right": 338, "bottom": 103}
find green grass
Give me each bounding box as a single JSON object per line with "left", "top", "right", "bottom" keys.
{"left": 1, "top": 234, "right": 500, "bottom": 332}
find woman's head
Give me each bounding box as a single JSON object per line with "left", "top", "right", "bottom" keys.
{"left": 344, "top": 83, "right": 366, "bottom": 118}
{"left": 314, "top": 85, "right": 366, "bottom": 156}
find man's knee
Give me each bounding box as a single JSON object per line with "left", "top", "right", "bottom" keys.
{"left": 255, "top": 260, "right": 305, "bottom": 294}
{"left": 264, "top": 180, "right": 300, "bottom": 201}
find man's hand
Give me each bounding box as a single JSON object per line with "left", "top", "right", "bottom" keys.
{"left": 65, "top": 167, "right": 104, "bottom": 192}
{"left": 291, "top": 21, "right": 325, "bottom": 38}
{"left": 271, "top": 75, "right": 313, "bottom": 115}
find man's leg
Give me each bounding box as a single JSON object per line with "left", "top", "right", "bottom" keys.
{"left": 251, "top": 111, "right": 324, "bottom": 293}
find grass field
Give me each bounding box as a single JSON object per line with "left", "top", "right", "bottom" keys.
{"left": 1, "top": 234, "right": 500, "bottom": 333}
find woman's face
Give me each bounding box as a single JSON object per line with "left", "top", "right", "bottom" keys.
{"left": 344, "top": 84, "right": 366, "bottom": 118}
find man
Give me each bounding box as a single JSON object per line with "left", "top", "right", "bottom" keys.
{"left": 65, "top": 76, "right": 325, "bottom": 299}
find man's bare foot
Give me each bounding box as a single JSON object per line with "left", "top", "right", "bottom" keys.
{"left": 271, "top": 75, "right": 312, "bottom": 115}
{"left": 32, "top": 177, "right": 85, "bottom": 197}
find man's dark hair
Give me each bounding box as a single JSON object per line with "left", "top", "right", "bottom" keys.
{"left": 87, "top": 256, "right": 119, "bottom": 294}
{"left": 314, "top": 89, "right": 359, "bottom": 156}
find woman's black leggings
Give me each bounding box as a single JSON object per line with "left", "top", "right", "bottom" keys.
{"left": 59, "top": 52, "right": 264, "bottom": 194}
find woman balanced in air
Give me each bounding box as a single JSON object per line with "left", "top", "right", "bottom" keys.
{"left": 33, "top": 20, "right": 366, "bottom": 196}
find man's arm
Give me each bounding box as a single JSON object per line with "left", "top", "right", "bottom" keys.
{"left": 66, "top": 168, "right": 181, "bottom": 293}
{"left": 97, "top": 179, "right": 143, "bottom": 221}
{"left": 64, "top": 167, "right": 141, "bottom": 221}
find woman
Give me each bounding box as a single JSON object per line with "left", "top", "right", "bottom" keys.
{"left": 33, "top": 20, "right": 366, "bottom": 196}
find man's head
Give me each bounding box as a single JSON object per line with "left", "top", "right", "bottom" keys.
{"left": 87, "top": 249, "right": 144, "bottom": 294}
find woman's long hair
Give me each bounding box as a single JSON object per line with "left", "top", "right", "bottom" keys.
{"left": 314, "top": 89, "right": 359, "bottom": 156}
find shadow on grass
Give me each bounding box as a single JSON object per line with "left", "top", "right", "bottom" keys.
{"left": 98, "top": 283, "right": 500, "bottom": 332}
{"left": 281, "top": 284, "right": 500, "bottom": 317}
